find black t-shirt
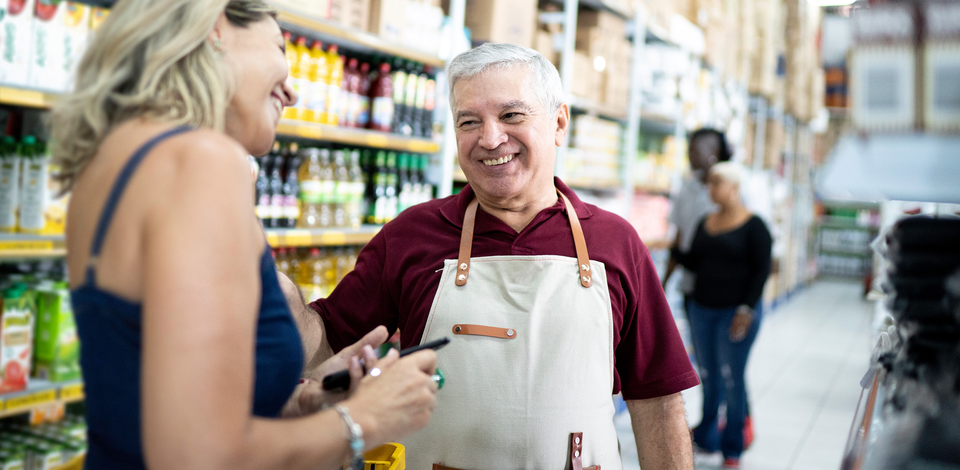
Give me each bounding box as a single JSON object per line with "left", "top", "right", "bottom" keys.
{"left": 671, "top": 215, "right": 772, "bottom": 309}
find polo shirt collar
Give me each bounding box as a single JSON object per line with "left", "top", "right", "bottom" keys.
{"left": 439, "top": 177, "right": 594, "bottom": 230}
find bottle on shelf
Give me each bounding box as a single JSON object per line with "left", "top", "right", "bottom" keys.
{"left": 347, "top": 149, "right": 364, "bottom": 229}
{"left": 418, "top": 155, "right": 434, "bottom": 204}
{"left": 369, "top": 62, "right": 394, "bottom": 133}
{"left": 368, "top": 151, "right": 387, "bottom": 224}
{"left": 0, "top": 136, "right": 21, "bottom": 233}
{"left": 298, "top": 147, "right": 323, "bottom": 228}
{"left": 400, "top": 61, "right": 420, "bottom": 136}
{"left": 321, "top": 247, "right": 336, "bottom": 297}
{"left": 318, "top": 149, "right": 335, "bottom": 228}
{"left": 282, "top": 144, "right": 301, "bottom": 229}
{"left": 423, "top": 73, "right": 436, "bottom": 139}
{"left": 342, "top": 58, "right": 361, "bottom": 128}
{"left": 255, "top": 143, "right": 276, "bottom": 225}
{"left": 299, "top": 247, "right": 326, "bottom": 302}
{"left": 324, "top": 45, "right": 344, "bottom": 127}
{"left": 390, "top": 57, "right": 408, "bottom": 134}
{"left": 385, "top": 152, "right": 399, "bottom": 223}
{"left": 282, "top": 32, "right": 299, "bottom": 120}
{"left": 409, "top": 153, "right": 423, "bottom": 210}
{"left": 18, "top": 136, "right": 47, "bottom": 233}
{"left": 332, "top": 150, "right": 348, "bottom": 228}
{"left": 334, "top": 246, "right": 350, "bottom": 286}
{"left": 413, "top": 67, "right": 429, "bottom": 137}
{"left": 267, "top": 150, "right": 285, "bottom": 229}
{"left": 274, "top": 248, "right": 291, "bottom": 280}
{"left": 308, "top": 40, "right": 327, "bottom": 124}
{"left": 356, "top": 62, "right": 372, "bottom": 129}
{"left": 397, "top": 153, "right": 411, "bottom": 214}
{"left": 292, "top": 36, "right": 312, "bottom": 121}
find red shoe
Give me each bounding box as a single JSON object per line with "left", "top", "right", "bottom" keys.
{"left": 743, "top": 416, "right": 754, "bottom": 450}
{"left": 723, "top": 457, "right": 741, "bottom": 469}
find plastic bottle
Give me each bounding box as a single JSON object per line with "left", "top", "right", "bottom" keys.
{"left": 308, "top": 40, "right": 327, "bottom": 124}
{"left": 369, "top": 63, "right": 394, "bottom": 133}
{"left": 338, "top": 55, "right": 351, "bottom": 126}
{"left": 409, "top": 154, "right": 423, "bottom": 209}
{"left": 255, "top": 143, "right": 275, "bottom": 225}
{"left": 342, "top": 58, "right": 361, "bottom": 128}
{"left": 368, "top": 151, "right": 387, "bottom": 224}
{"left": 282, "top": 32, "right": 299, "bottom": 120}
{"left": 423, "top": 75, "right": 436, "bottom": 139}
{"left": 385, "top": 152, "right": 399, "bottom": 222}
{"left": 334, "top": 247, "right": 350, "bottom": 286}
{"left": 401, "top": 62, "right": 420, "bottom": 136}
{"left": 348, "top": 150, "right": 364, "bottom": 229}
{"left": 356, "top": 63, "right": 372, "bottom": 129}
{"left": 18, "top": 136, "right": 46, "bottom": 233}
{"left": 324, "top": 45, "right": 344, "bottom": 127}
{"left": 282, "top": 146, "right": 301, "bottom": 229}
{"left": 274, "top": 248, "right": 291, "bottom": 280}
{"left": 0, "top": 137, "right": 21, "bottom": 232}
{"left": 299, "top": 247, "right": 325, "bottom": 302}
{"left": 298, "top": 147, "right": 323, "bottom": 228}
{"left": 318, "top": 149, "right": 334, "bottom": 228}
{"left": 292, "top": 36, "right": 314, "bottom": 122}
{"left": 332, "top": 150, "right": 348, "bottom": 228}
{"left": 413, "top": 68, "right": 429, "bottom": 137}
{"left": 390, "top": 58, "right": 408, "bottom": 133}
{"left": 397, "top": 153, "right": 411, "bottom": 214}
{"left": 419, "top": 156, "right": 434, "bottom": 204}
{"left": 267, "top": 153, "right": 285, "bottom": 228}
{"left": 321, "top": 248, "right": 336, "bottom": 297}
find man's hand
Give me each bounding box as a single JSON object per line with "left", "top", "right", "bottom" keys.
{"left": 627, "top": 393, "right": 693, "bottom": 470}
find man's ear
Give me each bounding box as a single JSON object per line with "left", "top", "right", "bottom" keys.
{"left": 554, "top": 103, "right": 570, "bottom": 147}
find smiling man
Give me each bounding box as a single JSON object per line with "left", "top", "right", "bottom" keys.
{"left": 301, "top": 43, "right": 698, "bottom": 469}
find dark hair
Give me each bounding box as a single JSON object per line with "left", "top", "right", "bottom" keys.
{"left": 689, "top": 128, "right": 731, "bottom": 162}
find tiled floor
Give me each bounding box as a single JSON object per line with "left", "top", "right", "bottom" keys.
{"left": 616, "top": 280, "right": 875, "bottom": 470}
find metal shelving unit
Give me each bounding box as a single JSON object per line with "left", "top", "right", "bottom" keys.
{"left": 0, "top": 380, "right": 84, "bottom": 420}
{"left": 264, "top": 226, "right": 381, "bottom": 247}
{"left": 275, "top": 120, "right": 439, "bottom": 153}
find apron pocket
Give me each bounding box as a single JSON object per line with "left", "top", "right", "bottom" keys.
{"left": 452, "top": 324, "right": 517, "bottom": 339}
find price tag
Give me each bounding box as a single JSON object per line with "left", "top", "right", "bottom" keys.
{"left": 284, "top": 230, "right": 313, "bottom": 246}
{"left": 409, "top": 141, "right": 438, "bottom": 153}
{"left": 0, "top": 240, "right": 54, "bottom": 253}
{"left": 59, "top": 383, "right": 85, "bottom": 402}
{"left": 366, "top": 135, "right": 389, "bottom": 148}
{"left": 0, "top": 87, "right": 50, "bottom": 108}
{"left": 264, "top": 232, "right": 282, "bottom": 247}
{"left": 297, "top": 125, "right": 323, "bottom": 140}
{"left": 320, "top": 232, "right": 347, "bottom": 246}
{"left": 4, "top": 389, "right": 56, "bottom": 415}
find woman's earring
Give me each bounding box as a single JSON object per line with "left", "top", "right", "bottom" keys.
{"left": 213, "top": 38, "right": 225, "bottom": 58}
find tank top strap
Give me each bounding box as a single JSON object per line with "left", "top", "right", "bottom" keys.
{"left": 84, "top": 126, "right": 193, "bottom": 286}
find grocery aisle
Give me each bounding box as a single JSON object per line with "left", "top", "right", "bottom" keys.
{"left": 616, "top": 280, "right": 874, "bottom": 470}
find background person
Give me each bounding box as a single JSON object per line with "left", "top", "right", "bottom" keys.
{"left": 289, "top": 43, "right": 700, "bottom": 470}
{"left": 670, "top": 162, "right": 772, "bottom": 469}
{"left": 52, "top": 1, "right": 437, "bottom": 469}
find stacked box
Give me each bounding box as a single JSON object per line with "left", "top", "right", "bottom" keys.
{"left": 463, "top": 0, "right": 538, "bottom": 47}
{"left": 369, "top": 0, "right": 406, "bottom": 44}
{"left": 330, "top": 0, "right": 368, "bottom": 31}
{"left": 749, "top": 0, "right": 782, "bottom": 99}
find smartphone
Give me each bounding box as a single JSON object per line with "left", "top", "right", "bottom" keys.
{"left": 321, "top": 337, "right": 451, "bottom": 391}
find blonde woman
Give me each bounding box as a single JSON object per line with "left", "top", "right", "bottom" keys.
{"left": 669, "top": 162, "right": 771, "bottom": 469}
{"left": 52, "top": 1, "right": 437, "bottom": 469}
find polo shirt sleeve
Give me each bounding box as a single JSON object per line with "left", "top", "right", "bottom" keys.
{"left": 309, "top": 231, "right": 399, "bottom": 353}
{"left": 617, "top": 243, "right": 700, "bottom": 400}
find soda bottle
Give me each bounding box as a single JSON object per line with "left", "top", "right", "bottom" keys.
{"left": 367, "top": 151, "right": 387, "bottom": 224}
{"left": 385, "top": 152, "right": 399, "bottom": 222}
{"left": 282, "top": 32, "right": 299, "bottom": 120}
{"left": 299, "top": 247, "right": 326, "bottom": 302}
{"left": 332, "top": 150, "right": 348, "bottom": 228}
{"left": 0, "top": 136, "right": 21, "bottom": 232}
{"left": 18, "top": 136, "right": 47, "bottom": 233}
{"left": 308, "top": 40, "right": 327, "bottom": 124}
{"left": 324, "top": 45, "right": 344, "bottom": 126}
{"left": 267, "top": 152, "right": 285, "bottom": 228}
{"left": 342, "top": 58, "right": 361, "bottom": 128}
{"left": 348, "top": 150, "right": 364, "bottom": 229}
{"left": 318, "top": 149, "right": 334, "bottom": 227}
{"left": 254, "top": 143, "right": 276, "bottom": 225}
{"left": 400, "top": 62, "right": 419, "bottom": 136}
{"left": 356, "top": 63, "right": 372, "bottom": 129}
{"left": 423, "top": 75, "right": 436, "bottom": 139}
{"left": 413, "top": 68, "right": 429, "bottom": 137}
{"left": 282, "top": 146, "right": 301, "bottom": 229}
{"left": 390, "top": 58, "right": 407, "bottom": 133}
{"left": 369, "top": 62, "right": 394, "bottom": 133}
{"left": 298, "top": 148, "right": 323, "bottom": 228}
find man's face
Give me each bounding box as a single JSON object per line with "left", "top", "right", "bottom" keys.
{"left": 689, "top": 135, "right": 720, "bottom": 181}
{"left": 452, "top": 65, "right": 568, "bottom": 205}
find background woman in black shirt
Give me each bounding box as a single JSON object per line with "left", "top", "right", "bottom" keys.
{"left": 671, "top": 162, "right": 772, "bottom": 468}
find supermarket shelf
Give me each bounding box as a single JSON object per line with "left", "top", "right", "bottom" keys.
{"left": 639, "top": 109, "right": 679, "bottom": 135}
{"left": 819, "top": 249, "right": 872, "bottom": 259}
{"left": 817, "top": 134, "right": 960, "bottom": 204}
{"left": 265, "top": 226, "right": 381, "bottom": 247}
{"left": 0, "top": 86, "right": 59, "bottom": 109}
{"left": 0, "top": 380, "right": 84, "bottom": 420}
{"left": 569, "top": 96, "right": 628, "bottom": 122}
{"left": 545, "top": 0, "right": 634, "bottom": 19}
{"left": 816, "top": 218, "right": 879, "bottom": 231}
{"left": 273, "top": 5, "right": 444, "bottom": 67}
{"left": 0, "top": 234, "right": 67, "bottom": 260}
{"left": 276, "top": 120, "right": 440, "bottom": 153}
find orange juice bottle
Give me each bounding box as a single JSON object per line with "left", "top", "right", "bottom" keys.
{"left": 294, "top": 36, "right": 314, "bottom": 121}
{"left": 309, "top": 41, "right": 328, "bottom": 124}
{"left": 282, "top": 32, "right": 299, "bottom": 120}
{"left": 324, "top": 45, "right": 344, "bottom": 126}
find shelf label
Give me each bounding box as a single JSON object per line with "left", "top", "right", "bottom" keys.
{"left": 0, "top": 87, "right": 49, "bottom": 108}
{"left": 296, "top": 125, "right": 323, "bottom": 140}
{"left": 408, "top": 141, "right": 437, "bottom": 153}
{"left": 265, "top": 232, "right": 282, "bottom": 247}
{"left": 320, "top": 232, "right": 347, "bottom": 246}
{"left": 0, "top": 240, "right": 54, "bottom": 252}
{"left": 366, "top": 135, "right": 389, "bottom": 148}
{"left": 3, "top": 389, "right": 57, "bottom": 414}
{"left": 59, "top": 383, "right": 84, "bottom": 402}
{"left": 283, "top": 230, "right": 313, "bottom": 246}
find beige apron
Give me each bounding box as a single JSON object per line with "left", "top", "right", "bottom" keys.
{"left": 402, "top": 192, "right": 623, "bottom": 470}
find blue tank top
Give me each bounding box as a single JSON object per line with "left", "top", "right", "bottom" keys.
{"left": 71, "top": 126, "right": 304, "bottom": 469}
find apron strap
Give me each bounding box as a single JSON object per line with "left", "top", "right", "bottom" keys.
{"left": 557, "top": 191, "right": 593, "bottom": 288}
{"left": 455, "top": 198, "right": 480, "bottom": 286}
{"left": 456, "top": 190, "right": 592, "bottom": 288}
{"left": 569, "top": 432, "right": 600, "bottom": 470}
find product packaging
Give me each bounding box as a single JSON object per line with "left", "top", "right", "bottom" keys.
{"left": 29, "top": 0, "right": 67, "bottom": 92}
{"left": 0, "top": 0, "right": 36, "bottom": 87}
{"left": 33, "top": 282, "right": 80, "bottom": 382}
{"left": 0, "top": 283, "right": 35, "bottom": 393}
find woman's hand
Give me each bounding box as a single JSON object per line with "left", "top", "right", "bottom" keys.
{"left": 344, "top": 350, "right": 438, "bottom": 448}
{"left": 729, "top": 307, "right": 754, "bottom": 342}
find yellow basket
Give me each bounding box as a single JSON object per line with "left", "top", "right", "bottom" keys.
{"left": 53, "top": 455, "right": 84, "bottom": 470}
{"left": 361, "top": 443, "right": 405, "bottom": 470}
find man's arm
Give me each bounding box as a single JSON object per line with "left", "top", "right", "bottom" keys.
{"left": 626, "top": 393, "right": 693, "bottom": 470}
{"left": 276, "top": 271, "right": 334, "bottom": 373}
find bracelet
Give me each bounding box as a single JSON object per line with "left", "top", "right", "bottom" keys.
{"left": 333, "top": 405, "right": 365, "bottom": 470}
{"left": 736, "top": 305, "right": 754, "bottom": 316}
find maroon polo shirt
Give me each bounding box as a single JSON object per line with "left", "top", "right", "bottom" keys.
{"left": 310, "top": 178, "right": 699, "bottom": 400}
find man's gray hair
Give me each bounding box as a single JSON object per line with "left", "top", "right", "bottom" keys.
{"left": 446, "top": 43, "right": 565, "bottom": 114}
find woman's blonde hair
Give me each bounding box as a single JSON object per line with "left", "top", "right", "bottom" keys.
{"left": 50, "top": 0, "right": 276, "bottom": 192}
{"left": 709, "top": 162, "right": 744, "bottom": 187}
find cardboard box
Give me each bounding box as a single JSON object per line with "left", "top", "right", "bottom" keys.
{"left": 534, "top": 30, "right": 558, "bottom": 66}
{"left": 0, "top": 0, "right": 35, "bottom": 87}
{"left": 571, "top": 51, "right": 600, "bottom": 102}
{"left": 464, "top": 0, "right": 537, "bottom": 47}
{"left": 369, "top": 0, "right": 406, "bottom": 44}
{"left": 330, "top": 0, "right": 367, "bottom": 30}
